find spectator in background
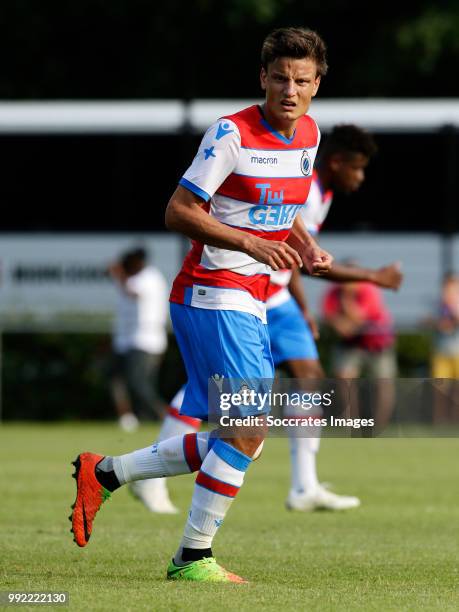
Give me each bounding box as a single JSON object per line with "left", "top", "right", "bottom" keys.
{"left": 109, "top": 247, "right": 168, "bottom": 432}
{"left": 322, "top": 273, "right": 397, "bottom": 429}
{"left": 430, "top": 272, "right": 459, "bottom": 424}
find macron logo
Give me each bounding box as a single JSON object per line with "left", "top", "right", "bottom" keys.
{"left": 251, "top": 156, "right": 278, "bottom": 165}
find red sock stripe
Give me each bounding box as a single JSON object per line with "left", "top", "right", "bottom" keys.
{"left": 195, "top": 470, "right": 240, "bottom": 498}
{"left": 183, "top": 433, "right": 202, "bottom": 472}
{"left": 168, "top": 406, "right": 201, "bottom": 429}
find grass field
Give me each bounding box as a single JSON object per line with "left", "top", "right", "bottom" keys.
{"left": 1, "top": 423, "right": 459, "bottom": 611}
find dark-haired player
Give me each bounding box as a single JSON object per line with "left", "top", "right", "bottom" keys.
{"left": 69, "top": 27, "right": 333, "bottom": 582}
{"left": 109, "top": 247, "right": 168, "bottom": 433}
{"left": 268, "top": 125, "right": 403, "bottom": 511}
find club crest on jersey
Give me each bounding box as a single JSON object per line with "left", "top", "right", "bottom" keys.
{"left": 301, "top": 150, "right": 312, "bottom": 176}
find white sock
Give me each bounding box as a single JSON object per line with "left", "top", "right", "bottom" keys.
{"left": 158, "top": 413, "right": 200, "bottom": 442}
{"left": 130, "top": 385, "right": 202, "bottom": 492}
{"left": 175, "top": 440, "right": 252, "bottom": 563}
{"left": 289, "top": 435, "right": 321, "bottom": 494}
{"left": 133, "top": 411, "right": 202, "bottom": 494}
{"left": 113, "top": 431, "right": 209, "bottom": 485}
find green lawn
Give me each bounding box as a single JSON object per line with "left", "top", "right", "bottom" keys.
{"left": 1, "top": 424, "right": 458, "bottom": 611}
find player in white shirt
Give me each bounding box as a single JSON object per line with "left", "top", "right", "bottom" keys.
{"left": 109, "top": 247, "right": 169, "bottom": 433}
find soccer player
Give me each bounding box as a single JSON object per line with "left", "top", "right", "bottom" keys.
{"left": 322, "top": 273, "right": 397, "bottom": 431}
{"left": 269, "top": 125, "right": 403, "bottom": 511}
{"left": 69, "top": 27, "right": 333, "bottom": 583}
{"left": 108, "top": 247, "right": 168, "bottom": 433}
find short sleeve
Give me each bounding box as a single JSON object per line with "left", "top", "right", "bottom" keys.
{"left": 301, "top": 181, "right": 330, "bottom": 233}
{"left": 179, "top": 119, "right": 241, "bottom": 202}
{"left": 314, "top": 123, "right": 321, "bottom": 149}
{"left": 125, "top": 271, "right": 147, "bottom": 295}
{"left": 127, "top": 268, "right": 167, "bottom": 297}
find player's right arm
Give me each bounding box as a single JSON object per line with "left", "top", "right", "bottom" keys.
{"left": 166, "top": 186, "right": 302, "bottom": 271}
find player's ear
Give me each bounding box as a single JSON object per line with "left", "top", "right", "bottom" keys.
{"left": 329, "top": 153, "right": 343, "bottom": 171}
{"left": 260, "top": 67, "right": 267, "bottom": 91}
{"left": 312, "top": 75, "right": 321, "bottom": 97}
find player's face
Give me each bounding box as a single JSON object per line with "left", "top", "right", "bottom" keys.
{"left": 260, "top": 57, "right": 320, "bottom": 135}
{"left": 330, "top": 153, "right": 369, "bottom": 193}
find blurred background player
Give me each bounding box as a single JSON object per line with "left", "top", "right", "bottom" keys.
{"left": 268, "top": 125, "right": 402, "bottom": 511}
{"left": 109, "top": 247, "right": 169, "bottom": 432}
{"left": 322, "top": 268, "right": 397, "bottom": 429}
{"left": 138, "top": 125, "right": 403, "bottom": 515}
{"left": 428, "top": 272, "right": 459, "bottom": 424}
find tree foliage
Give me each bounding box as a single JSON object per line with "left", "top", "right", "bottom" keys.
{"left": 0, "top": 0, "right": 458, "bottom": 98}
{"left": 397, "top": 6, "right": 459, "bottom": 73}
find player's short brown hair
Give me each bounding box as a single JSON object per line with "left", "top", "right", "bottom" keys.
{"left": 261, "top": 27, "right": 328, "bottom": 77}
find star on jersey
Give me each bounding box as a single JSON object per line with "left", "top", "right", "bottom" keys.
{"left": 215, "top": 122, "right": 234, "bottom": 140}
{"left": 204, "top": 146, "right": 216, "bottom": 160}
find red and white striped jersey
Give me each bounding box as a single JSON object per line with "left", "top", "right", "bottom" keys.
{"left": 266, "top": 169, "right": 334, "bottom": 309}
{"left": 170, "top": 105, "right": 320, "bottom": 322}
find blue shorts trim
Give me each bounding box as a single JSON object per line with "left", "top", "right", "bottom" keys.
{"left": 267, "top": 297, "right": 318, "bottom": 365}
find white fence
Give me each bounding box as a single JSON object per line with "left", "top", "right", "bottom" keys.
{"left": 0, "top": 233, "right": 182, "bottom": 331}
{"left": 0, "top": 99, "right": 457, "bottom": 134}
{"left": 0, "top": 232, "right": 457, "bottom": 331}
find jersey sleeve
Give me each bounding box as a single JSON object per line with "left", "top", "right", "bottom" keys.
{"left": 308, "top": 116, "right": 321, "bottom": 160}
{"left": 125, "top": 271, "right": 147, "bottom": 296}
{"left": 300, "top": 182, "right": 323, "bottom": 234}
{"left": 316, "top": 197, "right": 332, "bottom": 230}
{"left": 314, "top": 122, "right": 321, "bottom": 150}
{"left": 179, "top": 119, "right": 241, "bottom": 202}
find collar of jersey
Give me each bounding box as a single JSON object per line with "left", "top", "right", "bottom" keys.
{"left": 257, "top": 105, "right": 296, "bottom": 145}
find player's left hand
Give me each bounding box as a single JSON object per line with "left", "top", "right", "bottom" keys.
{"left": 302, "top": 244, "right": 333, "bottom": 276}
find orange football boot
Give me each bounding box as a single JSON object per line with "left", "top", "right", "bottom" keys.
{"left": 69, "top": 453, "right": 111, "bottom": 547}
